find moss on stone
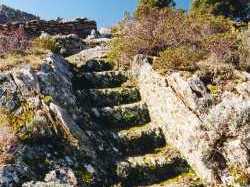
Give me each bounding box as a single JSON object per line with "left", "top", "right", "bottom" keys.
{"left": 75, "top": 167, "right": 94, "bottom": 185}
{"left": 155, "top": 170, "right": 203, "bottom": 187}
{"left": 229, "top": 164, "right": 250, "bottom": 186}
{"left": 43, "top": 95, "right": 53, "bottom": 105}
{"left": 122, "top": 111, "right": 137, "bottom": 124}
{"left": 207, "top": 84, "right": 219, "bottom": 97}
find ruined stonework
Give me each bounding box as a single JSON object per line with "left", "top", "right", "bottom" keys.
{"left": 0, "top": 18, "right": 97, "bottom": 38}
{"left": 0, "top": 4, "right": 39, "bottom": 24}
{"left": 131, "top": 55, "right": 250, "bottom": 186}
{"left": 0, "top": 48, "right": 203, "bottom": 186}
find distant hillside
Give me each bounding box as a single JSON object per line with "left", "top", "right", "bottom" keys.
{"left": 0, "top": 4, "right": 39, "bottom": 24}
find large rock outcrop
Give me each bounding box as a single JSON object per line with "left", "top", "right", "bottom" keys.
{"left": 132, "top": 55, "right": 250, "bottom": 186}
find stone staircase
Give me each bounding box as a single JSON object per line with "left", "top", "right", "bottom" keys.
{"left": 74, "top": 59, "right": 201, "bottom": 187}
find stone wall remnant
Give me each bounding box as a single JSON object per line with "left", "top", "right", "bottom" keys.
{"left": 0, "top": 18, "right": 97, "bottom": 38}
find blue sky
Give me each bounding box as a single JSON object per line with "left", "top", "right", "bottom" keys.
{"left": 1, "top": 0, "right": 190, "bottom": 27}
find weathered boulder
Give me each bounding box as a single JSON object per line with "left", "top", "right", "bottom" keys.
{"left": 23, "top": 181, "right": 73, "bottom": 187}
{"left": 132, "top": 55, "right": 250, "bottom": 186}
{"left": 167, "top": 72, "right": 212, "bottom": 116}
{"left": 0, "top": 73, "right": 21, "bottom": 112}
{"left": 0, "top": 164, "right": 33, "bottom": 187}
{"left": 99, "top": 27, "right": 112, "bottom": 38}
{"left": 86, "top": 29, "right": 99, "bottom": 40}
{"left": 37, "top": 54, "right": 77, "bottom": 114}
{"left": 44, "top": 168, "right": 77, "bottom": 186}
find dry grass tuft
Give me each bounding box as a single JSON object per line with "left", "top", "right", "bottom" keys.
{"left": 0, "top": 48, "right": 48, "bottom": 71}
{"left": 0, "top": 109, "right": 18, "bottom": 164}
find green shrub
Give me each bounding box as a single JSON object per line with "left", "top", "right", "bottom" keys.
{"left": 239, "top": 27, "right": 250, "bottom": 72}
{"left": 32, "top": 36, "right": 59, "bottom": 53}
{"left": 108, "top": 6, "right": 240, "bottom": 73}
{"left": 201, "top": 32, "right": 239, "bottom": 63}
{"left": 0, "top": 102, "right": 36, "bottom": 141}
{"left": 107, "top": 37, "right": 128, "bottom": 68}
{"left": 155, "top": 46, "right": 205, "bottom": 73}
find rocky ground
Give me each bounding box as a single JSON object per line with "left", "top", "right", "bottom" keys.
{"left": 0, "top": 26, "right": 249, "bottom": 187}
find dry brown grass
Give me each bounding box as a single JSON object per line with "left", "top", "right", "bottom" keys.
{"left": 0, "top": 48, "right": 49, "bottom": 71}
{"left": 0, "top": 110, "right": 18, "bottom": 165}
{"left": 0, "top": 152, "right": 14, "bottom": 165}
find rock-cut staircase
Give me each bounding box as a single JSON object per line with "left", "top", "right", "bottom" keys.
{"left": 74, "top": 60, "right": 200, "bottom": 187}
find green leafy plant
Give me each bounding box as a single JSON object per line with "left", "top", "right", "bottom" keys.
{"left": 155, "top": 46, "right": 205, "bottom": 73}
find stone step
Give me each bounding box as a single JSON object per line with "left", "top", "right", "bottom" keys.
{"left": 77, "top": 87, "right": 141, "bottom": 107}
{"left": 142, "top": 170, "right": 203, "bottom": 187}
{"left": 90, "top": 102, "right": 150, "bottom": 129}
{"left": 79, "top": 59, "right": 113, "bottom": 72}
{"left": 116, "top": 147, "right": 189, "bottom": 187}
{"left": 118, "top": 125, "right": 166, "bottom": 156}
{"left": 78, "top": 71, "right": 128, "bottom": 89}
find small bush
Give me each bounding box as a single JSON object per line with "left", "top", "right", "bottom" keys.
{"left": 0, "top": 102, "right": 35, "bottom": 141}
{"left": 201, "top": 32, "right": 239, "bottom": 62}
{"left": 32, "top": 35, "right": 59, "bottom": 53}
{"left": 107, "top": 37, "right": 127, "bottom": 68}
{"left": 155, "top": 46, "right": 205, "bottom": 73}
{"left": 108, "top": 7, "right": 239, "bottom": 72}
{"left": 0, "top": 27, "right": 29, "bottom": 54}
{"left": 239, "top": 27, "right": 250, "bottom": 72}
{"left": 0, "top": 109, "right": 18, "bottom": 164}
{"left": 197, "top": 57, "right": 235, "bottom": 83}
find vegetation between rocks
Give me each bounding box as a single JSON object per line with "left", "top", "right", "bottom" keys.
{"left": 108, "top": 0, "right": 249, "bottom": 80}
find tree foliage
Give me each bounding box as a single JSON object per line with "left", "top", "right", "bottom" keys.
{"left": 192, "top": 0, "right": 250, "bottom": 21}
{"left": 0, "top": 27, "right": 29, "bottom": 54}
{"left": 135, "top": 0, "right": 175, "bottom": 17}
{"left": 108, "top": 7, "right": 238, "bottom": 71}
{"left": 138, "top": 0, "right": 176, "bottom": 8}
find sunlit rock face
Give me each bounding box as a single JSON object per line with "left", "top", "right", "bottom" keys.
{"left": 132, "top": 54, "right": 250, "bottom": 186}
